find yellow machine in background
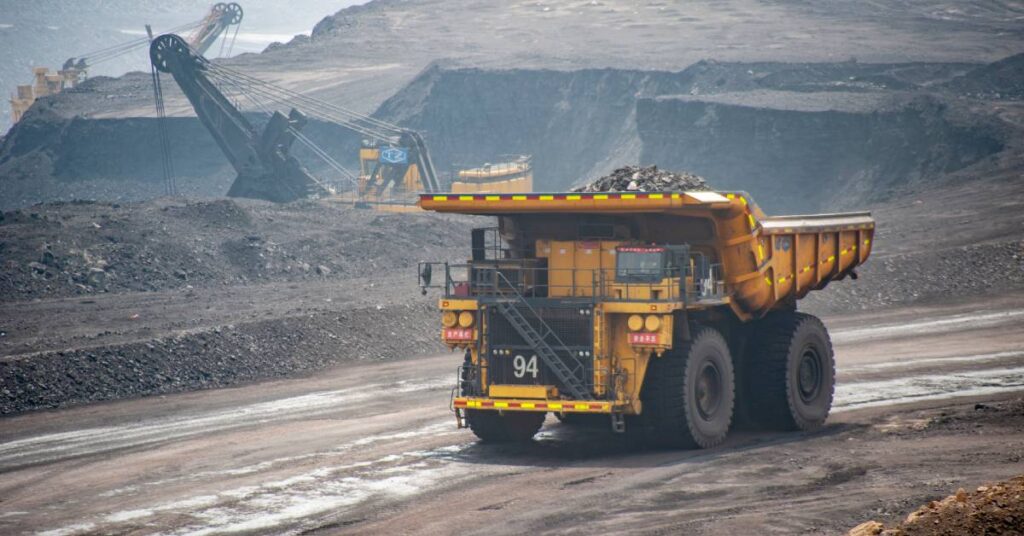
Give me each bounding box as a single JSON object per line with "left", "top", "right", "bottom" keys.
{"left": 353, "top": 144, "right": 426, "bottom": 212}
{"left": 351, "top": 148, "right": 534, "bottom": 211}
{"left": 8, "top": 3, "right": 242, "bottom": 127}
{"left": 9, "top": 67, "right": 81, "bottom": 124}
{"left": 451, "top": 157, "right": 533, "bottom": 194}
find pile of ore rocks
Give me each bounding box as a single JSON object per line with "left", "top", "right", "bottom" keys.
{"left": 573, "top": 165, "right": 712, "bottom": 192}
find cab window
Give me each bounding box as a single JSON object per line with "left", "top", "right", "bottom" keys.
{"left": 615, "top": 247, "right": 666, "bottom": 283}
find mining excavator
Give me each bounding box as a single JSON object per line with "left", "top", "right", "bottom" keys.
{"left": 149, "top": 33, "right": 531, "bottom": 206}
{"left": 149, "top": 33, "right": 443, "bottom": 203}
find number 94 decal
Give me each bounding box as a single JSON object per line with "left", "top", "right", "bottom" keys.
{"left": 513, "top": 354, "right": 539, "bottom": 379}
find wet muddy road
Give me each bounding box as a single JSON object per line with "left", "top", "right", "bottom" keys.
{"left": 1, "top": 295, "right": 1022, "bottom": 535}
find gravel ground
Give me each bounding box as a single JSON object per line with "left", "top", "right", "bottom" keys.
{"left": 2, "top": 192, "right": 1023, "bottom": 416}
{"left": 0, "top": 301, "right": 445, "bottom": 415}
{"left": 0, "top": 196, "right": 479, "bottom": 414}
{"left": 803, "top": 240, "right": 1024, "bottom": 315}
{"left": 0, "top": 197, "right": 473, "bottom": 302}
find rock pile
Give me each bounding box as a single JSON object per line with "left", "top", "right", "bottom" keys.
{"left": 573, "top": 165, "right": 712, "bottom": 193}
{"left": 847, "top": 475, "right": 1024, "bottom": 536}
{"left": 0, "top": 301, "right": 443, "bottom": 415}
{"left": 0, "top": 198, "right": 469, "bottom": 302}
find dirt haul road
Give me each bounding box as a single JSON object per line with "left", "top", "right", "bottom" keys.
{"left": 1, "top": 294, "right": 1023, "bottom": 535}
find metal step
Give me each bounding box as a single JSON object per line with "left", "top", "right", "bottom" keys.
{"left": 494, "top": 301, "right": 592, "bottom": 400}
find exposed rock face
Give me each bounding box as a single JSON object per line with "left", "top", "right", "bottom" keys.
{"left": 636, "top": 94, "right": 1004, "bottom": 212}
{"left": 373, "top": 66, "right": 693, "bottom": 192}
{"left": 942, "top": 52, "right": 1024, "bottom": 99}
{"left": 0, "top": 59, "right": 1015, "bottom": 214}
{"left": 846, "top": 474, "right": 1024, "bottom": 536}
{"left": 0, "top": 105, "right": 361, "bottom": 210}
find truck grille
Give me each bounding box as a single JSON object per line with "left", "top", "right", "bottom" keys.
{"left": 485, "top": 303, "right": 593, "bottom": 389}
{"left": 487, "top": 304, "right": 592, "bottom": 347}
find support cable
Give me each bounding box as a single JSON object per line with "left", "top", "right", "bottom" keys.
{"left": 208, "top": 70, "right": 356, "bottom": 192}
{"left": 83, "top": 19, "right": 204, "bottom": 67}
{"left": 204, "top": 62, "right": 403, "bottom": 138}
{"left": 226, "top": 23, "right": 241, "bottom": 57}
{"left": 203, "top": 69, "right": 387, "bottom": 140}
{"left": 149, "top": 65, "right": 176, "bottom": 195}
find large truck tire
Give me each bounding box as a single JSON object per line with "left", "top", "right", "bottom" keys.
{"left": 466, "top": 410, "right": 545, "bottom": 443}
{"left": 746, "top": 312, "right": 835, "bottom": 431}
{"left": 641, "top": 326, "right": 735, "bottom": 449}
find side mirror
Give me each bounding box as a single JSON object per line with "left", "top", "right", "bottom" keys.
{"left": 420, "top": 263, "right": 433, "bottom": 288}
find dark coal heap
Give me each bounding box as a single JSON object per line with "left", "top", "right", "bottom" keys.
{"left": 573, "top": 165, "right": 712, "bottom": 192}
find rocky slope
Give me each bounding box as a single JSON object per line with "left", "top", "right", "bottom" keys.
{"left": 637, "top": 92, "right": 1005, "bottom": 213}
{"left": 0, "top": 197, "right": 469, "bottom": 302}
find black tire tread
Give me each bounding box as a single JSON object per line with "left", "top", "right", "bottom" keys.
{"left": 642, "top": 326, "right": 734, "bottom": 449}
{"left": 747, "top": 312, "right": 834, "bottom": 431}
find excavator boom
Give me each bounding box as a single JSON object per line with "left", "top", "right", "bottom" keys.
{"left": 149, "top": 33, "right": 327, "bottom": 202}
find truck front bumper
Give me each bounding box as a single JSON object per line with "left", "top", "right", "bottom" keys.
{"left": 454, "top": 397, "right": 614, "bottom": 413}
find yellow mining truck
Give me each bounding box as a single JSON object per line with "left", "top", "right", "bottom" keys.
{"left": 418, "top": 190, "right": 873, "bottom": 448}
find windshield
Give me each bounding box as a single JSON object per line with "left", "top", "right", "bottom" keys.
{"left": 616, "top": 247, "right": 666, "bottom": 283}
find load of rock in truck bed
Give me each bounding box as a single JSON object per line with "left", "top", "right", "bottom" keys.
{"left": 573, "top": 165, "right": 712, "bottom": 193}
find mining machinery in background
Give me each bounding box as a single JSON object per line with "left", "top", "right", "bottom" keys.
{"left": 149, "top": 32, "right": 533, "bottom": 207}
{"left": 9, "top": 3, "right": 243, "bottom": 125}
{"left": 449, "top": 156, "right": 533, "bottom": 194}
{"left": 149, "top": 33, "right": 326, "bottom": 201}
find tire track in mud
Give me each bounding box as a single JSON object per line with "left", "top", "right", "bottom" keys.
{"left": 0, "top": 376, "right": 452, "bottom": 470}
{"left": 17, "top": 356, "right": 1024, "bottom": 536}
{"left": 6, "top": 308, "right": 1024, "bottom": 535}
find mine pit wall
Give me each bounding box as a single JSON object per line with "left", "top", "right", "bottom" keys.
{"left": 0, "top": 63, "right": 1011, "bottom": 214}
{"left": 371, "top": 66, "right": 1007, "bottom": 213}
{"left": 372, "top": 66, "right": 694, "bottom": 190}
{"left": 0, "top": 113, "right": 362, "bottom": 210}
{"left": 636, "top": 97, "right": 1004, "bottom": 214}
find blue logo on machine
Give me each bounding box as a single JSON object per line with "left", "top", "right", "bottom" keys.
{"left": 379, "top": 147, "right": 409, "bottom": 164}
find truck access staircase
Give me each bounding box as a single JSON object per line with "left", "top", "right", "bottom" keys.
{"left": 493, "top": 273, "right": 592, "bottom": 400}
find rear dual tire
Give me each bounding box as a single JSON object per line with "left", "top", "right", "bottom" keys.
{"left": 745, "top": 312, "right": 835, "bottom": 431}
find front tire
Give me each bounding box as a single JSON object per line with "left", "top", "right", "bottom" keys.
{"left": 746, "top": 312, "right": 835, "bottom": 431}
{"left": 466, "top": 410, "right": 545, "bottom": 443}
{"left": 641, "top": 326, "right": 735, "bottom": 449}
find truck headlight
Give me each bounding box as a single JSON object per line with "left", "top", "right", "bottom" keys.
{"left": 442, "top": 311, "right": 457, "bottom": 328}
{"left": 627, "top": 314, "right": 644, "bottom": 331}
{"left": 644, "top": 315, "right": 662, "bottom": 332}
{"left": 458, "top": 311, "right": 475, "bottom": 328}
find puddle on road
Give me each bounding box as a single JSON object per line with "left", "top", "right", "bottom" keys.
{"left": 838, "top": 350, "right": 1024, "bottom": 373}
{"left": 834, "top": 366, "right": 1024, "bottom": 412}
{"left": 39, "top": 438, "right": 474, "bottom": 536}
{"left": 831, "top": 309, "right": 1024, "bottom": 343}
{"left": 0, "top": 376, "right": 451, "bottom": 469}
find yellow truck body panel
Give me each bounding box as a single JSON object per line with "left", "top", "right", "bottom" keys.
{"left": 419, "top": 191, "right": 873, "bottom": 319}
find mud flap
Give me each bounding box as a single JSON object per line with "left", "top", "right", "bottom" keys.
{"left": 611, "top": 412, "right": 626, "bottom": 434}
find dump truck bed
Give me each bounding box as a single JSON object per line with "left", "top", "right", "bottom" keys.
{"left": 418, "top": 191, "right": 873, "bottom": 319}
